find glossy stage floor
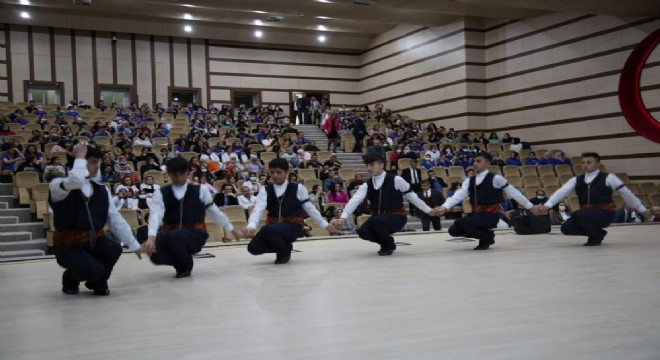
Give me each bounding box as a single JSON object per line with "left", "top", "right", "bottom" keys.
{"left": 1, "top": 224, "right": 659, "bottom": 360}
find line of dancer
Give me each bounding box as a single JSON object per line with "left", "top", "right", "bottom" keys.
{"left": 49, "top": 145, "right": 657, "bottom": 295}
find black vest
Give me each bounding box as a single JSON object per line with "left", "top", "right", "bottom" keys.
{"left": 161, "top": 184, "right": 206, "bottom": 226}
{"left": 575, "top": 172, "right": 613, "bottom": 205}
{"left": 266, "top": 183, "right": 306, "bottom": 218}
{"left": 468, "top": 172, "right": 505, "bottom": 206}
{"left": 367, "top": 173, "right": 404, "bottom": 211}
{"left": 49, "top": 181, "right": 109, "bottom": 232}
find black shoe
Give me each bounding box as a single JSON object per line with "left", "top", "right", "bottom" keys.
{"left": 583, "top": 239, "right": 603, "bottom": 246}
{"left": 274, "top": 256, "right": 291, "bottom": 264}
{"left": 93, "top": 288, "right": 110, "bottom": 296}
{"left": 379, "top": 248, "right": 395, "bottom": 256}
{"left": 175, "top": 270, "right": 192, "bottom": 278}
{"left": 474, "top": 239, "right": 495, "bottom": 251}
{"left": 62, "top": 287, "right": 79, "bottom": 295}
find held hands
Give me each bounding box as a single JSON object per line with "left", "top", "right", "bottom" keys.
{"left": 642, "top": 207, "right": 658, "bottom": 222}
{"left": 330, "top": 218, "right": 345, "bottom": 228}
{"left": 243, "top": 227, "right": 256, "bottom": 238}
{"left": 140, "top": 236, "right": 157, "bottom": 256}
{"left": 231, "top": 229, "right": 244, "bottom": 240}
{"left": 326, "top": 223, "right": 336, "bottom": 233}
{"left": 428, "top": 206, "right": 447, "bottom": 217}
{"left": 531, "top": 205, "right": 549, "bottom": 215}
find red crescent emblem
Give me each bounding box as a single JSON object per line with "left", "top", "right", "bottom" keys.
{"left": 618, "top": 28, "right": 660, "bottom": 143}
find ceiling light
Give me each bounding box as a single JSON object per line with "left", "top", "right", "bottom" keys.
{"left": 316, "top": 0, "right": 333, "bottom": 3}
{"left": 182, "top": 4, "right": 197, "bottom": 8}
{"left": 184, "top": 25, "right": 192, "bottom": 32}
{"left": 183, "top": 13, "right": 193, "bottom": 20}
{"left": 254, "top": 30, "right": 263, "bottom": 38}
{"left": 254, "top": 19, "right": 263, "bottom": 26}
{"left": 317, "top": 25, "right": 327, "bottom": 31}
{"left": 19, "top": 0, "right": 30, "bottom": 5}
{"left": 318, "top": 35, "right": 326, "bottom": 43}
{"left": 20, "top": 11, "right": 30, "bottom": 19}
{"left": 253, "top": 10, "right": 267, "bottom": 14}
{"left": 316, "top": 16, "right": 331, "bottom": 19}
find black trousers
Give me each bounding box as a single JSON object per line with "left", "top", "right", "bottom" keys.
{"left": 560, "top": 209, "right": 613, "bottom": 242}
{"left": 357, "top": 214, "right": 407, "bottom": 250}
{"left": 150, "top": 229, "right": 208, "bottom": 273}
{"left": 448, "top": 213, "right": 500, "bottom": 242}
{"left": 247, "top": 222, "right": 304, "bottom": 257}
{"left": 352, "top": 136, "right": 364, "bottom": 153}
{"left": 420, "top": 214, "right": 441, "bottom": 231}
{"left": 54, "top": 236, "right": 122, "bottom": 291}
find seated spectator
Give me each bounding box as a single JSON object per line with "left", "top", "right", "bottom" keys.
{"left": 199, "top": 176, "right": 216, "bottom": 195}
{"left": 505, "top": 152, "right": 522, "bottom": 167}
{"left": 323, "top": 154, "right": 342, "bottom": 171}
{"left": 304, "top": 140, "right": 320, "bottom": 152}
{"left": 366, "top": 137, "right": 386, "bottom": 157}
{"left": 421, "top": 154, "right": 436, "bottom": 171}
{"left": 0, "top": 124, "right": 16, "bottom": 136}
{"left": 554, "top": 151, "right": 571, "bottom": 165}
{"left": 447, "top": 182, "right": 461, "bottom": 198}
{"left": 488, "top": 132, "right": 500, "bottom": 144}
{"left": 509, "top": 137, "right": 523, "bottom": 153}
{"left": 539, "top": 151, "right": 557, "bottom": 166}
{"left": 526, "top": 151, "right": 541, "bottom": 166}
{"left": 113, "top": 188, "right": 139, "bottom": 210}
{"left": 101, "top": 165, "right": 117, "bottom": 184}
{"left": 491, "top": 152, "right": 506, "bottom": 168}
{"left": 43, "top": 156, "right": 67, "bottom": 181}
{"left": 346, "top": 173, "right": 365, "bottom": 195}
{"left": 308, "top": 184, "right": 327, "bottom": 210}
{"left": 613, "top": 202, "right": 648, "bottom": 223}
{"left": 246, "top": 155, "right": 264, "bottom": 172}
{"left": 530, "top": 189, "right": 549, "bottom": 205}
{"left": 323, "top": 171, "right": 344, "bottom": 191}
{"left": 140, "top": 175, "right": 161, "bottom": 194}
{"left": 2, "top": 137, "right": 23, "bottom": 152}
{"left": 115, "top": 175, "right": 139, "bottom": 197}
{"left": 213, "top": 184, "right": 239, "bottom": 207}
{"left": 427, "top": 170, "right": 448, "bottom": 191}
{"left": 550, "top": 201, "right": 572, "bottom": 225}
{"left": 509, "top": 203, "right": 533, "bottom": 221}
{"left": 140, "top": 157, "right": 161, "bottom": 176}
{"left": 424, "top": 145, "right": 441, "bottom": 161}
{"left": 328, "top": 183, "right": 349, "bottom": 205}
{"left": 16, "top": 155, "right": 44, "bottom": 180}
{"left": 501, "top": 133, "right": 512, "bottom": 143}
{"left": 288, "top": 172, "right": 299, "bottom": 184}
{"left": 1, "top": 147, "right": 23, "bottom": 174}
{"left": 237, "top": 185, "right": 257, "bottom": 213}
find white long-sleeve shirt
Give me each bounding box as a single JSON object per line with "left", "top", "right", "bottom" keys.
{"left": 147, "top": 182, "right": 234, "bottom": 237}
{"left": 247, "top": 181, "right": 329, "bottom": 229}
{"left": 545, "top": 170, "right": 646, "bottom": 212}
{"left": 340, "top": 171, "right": 434, "bottom": 220}
{"left": 49, "top": 158, "right": 141, "bottom": 251}
{"left": 441, "top": 169, "right": 533, "bottom": 210}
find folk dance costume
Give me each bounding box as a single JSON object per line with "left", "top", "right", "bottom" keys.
{"left": 49, "top": 158, "right": 140, "bottom": 295}
{"left": 247, "top": 181, "right": 328, "bottom": 264}
{"left": 341, "top": 171, "right": 434, "bottom": 255}
{"left": 147, "top": 182, "right": 234, "bottom": 277}
{"left": 443, "top": 170, "right": 532, "bottom": 250}
{"left": 544, "top": 170, "right": 646, "bottom": 246}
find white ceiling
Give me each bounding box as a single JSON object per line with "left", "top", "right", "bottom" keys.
{"left": 0, "top": 0, "right": 658, "bottom": 52}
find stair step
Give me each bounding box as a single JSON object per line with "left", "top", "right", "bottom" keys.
{"left": 0, "top": 208, "right": 33, "bottom": 223}
{"left": 0, "top": 202, "right": 7, "bottom": 209}
{"left": 0, "top": 238, "right": 48, "bottom": 252}
{"left": 0, "top": 183, "right": 13, "bottom": 196}
{"left": 0, "top": 195, "right": 16, "bottom": 208}
{"left": 0, "top": 249, "right": 47, "bottom": 260}
{"left": 0, "top": 216, "right": 19, "bottom": 224}
{"left": 0, "top": 231, "right": 33, "bottom": 242}
{"left": 0, "top": 222, "right": 46, "bottom": 240}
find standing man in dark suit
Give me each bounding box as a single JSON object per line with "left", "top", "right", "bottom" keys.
{"left": 290, "top": 97, "right": 299, "bottom": 125}
{"left": 401, "top": 159, "right": 423, "bottom": 215}
{"left": 352, "top": 117, "right": 367, "bottom": 153}
{"left": 366, "top": 136, "right": 386, "bottom": 157}
{"left": 416, "top": 179, "right": 444, "bottom": 231}
{"left": 298, "top": 96, "right": 310, "bottom": 125}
